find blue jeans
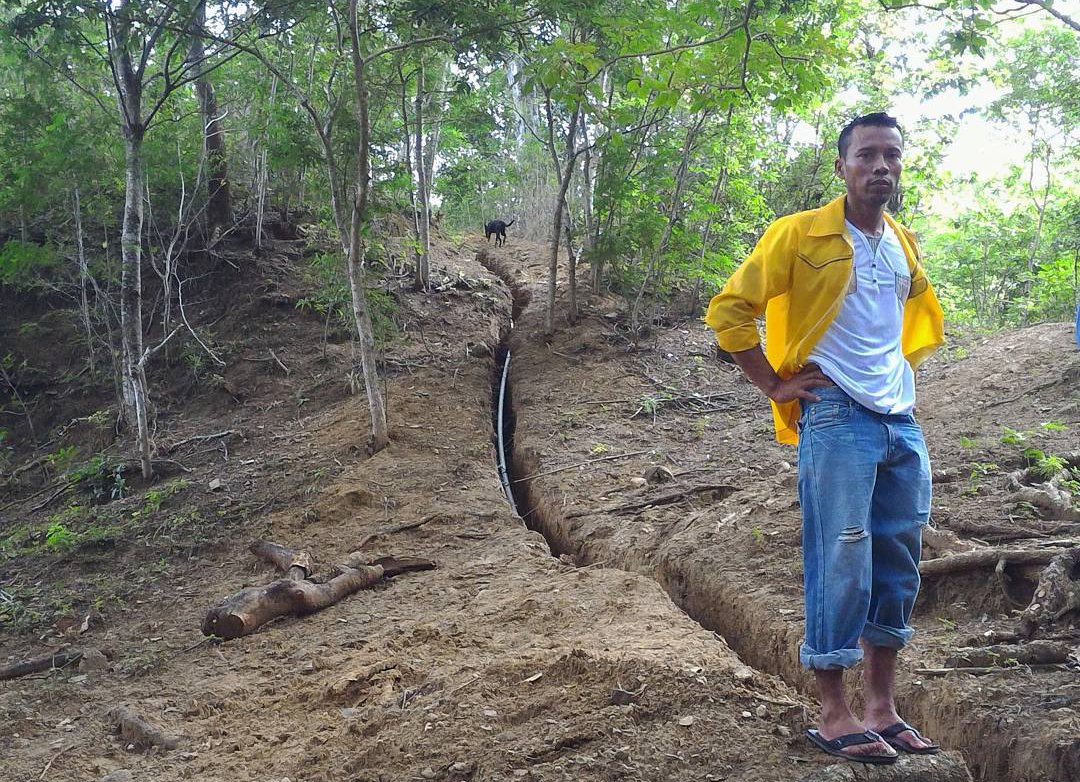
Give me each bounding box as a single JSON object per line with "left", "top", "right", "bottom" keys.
{"left": 797, "top": 386, "right": 931, "bottom": 670}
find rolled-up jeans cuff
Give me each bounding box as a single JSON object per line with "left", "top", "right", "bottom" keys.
{"left": 800, "top": 642, "right": 862, "bottom": 670}
{"left": 862, "top": 621, "right": 914, "bottom": 650}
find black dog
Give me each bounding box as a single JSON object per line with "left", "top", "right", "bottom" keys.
{"left": 485, "top": 218, "right": 515, "bottom": 247}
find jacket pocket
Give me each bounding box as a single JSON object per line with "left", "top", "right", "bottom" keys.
{"left": 797, "top": 252, "right": 852, "bottom": 269}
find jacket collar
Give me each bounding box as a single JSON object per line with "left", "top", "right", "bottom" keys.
{"left": 807, "top": 194, "right": 849, "bottom": 238}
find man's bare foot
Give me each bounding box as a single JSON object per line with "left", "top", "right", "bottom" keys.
{"left": 817, "top": 711, "right": 896, "bottom": 759}
{"left": 864, "top": 709, "right": 938, "bottom": 753}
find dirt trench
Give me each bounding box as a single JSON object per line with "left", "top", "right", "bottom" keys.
{"left": 477, "top": 243, "right": 1080, "bottom": 782}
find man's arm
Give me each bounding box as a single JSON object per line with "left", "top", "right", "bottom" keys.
{"left": 731, "top": 346, "right": 833, "bottom": 404}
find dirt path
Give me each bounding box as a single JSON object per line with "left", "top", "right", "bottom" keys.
{"left": 492, "top": 240, "right": 1080, "bottom": 782}
{"left": 0, "top": 239, "right": 848, "bottom": 782}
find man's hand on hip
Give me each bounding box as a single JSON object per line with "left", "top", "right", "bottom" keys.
{"left": 767, "top": 363, "right": 834, "bottom": 404}
{"left": 730, "top": 347, "right": 833, "bottom": 404}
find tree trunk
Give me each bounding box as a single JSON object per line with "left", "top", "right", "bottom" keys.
{"left": 544, "top": 94, "right": 580, "bottom": 335}
{"left": 563, "top": 203, "right": 578, "bottom": 323}
{"left": 191, "top": 1, "right": 231, "bottom": 241}
{"left": 113, "top": 38, "right": 153, "bottom": 481}
{"left": 198, "top": 78, "right": 231, "bottom": 238}
{"left": 347, "top": 0, "right": 389, "bottom": 452}
{"left": 413, "top": 57, "right": 430, "bottom": 290}
{"left": 74, "top": 188, "right": 94, "bottom": 373}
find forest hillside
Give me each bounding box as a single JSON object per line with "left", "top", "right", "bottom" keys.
{"left": 2, "top": 1, "right": 1080, "bottom": 781}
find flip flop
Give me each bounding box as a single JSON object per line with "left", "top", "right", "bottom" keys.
{"left": 878, "top": 721, "right": 941, "bottom": 755}
{"left": 805, "top": 729, "right": 898, "bottom": 764}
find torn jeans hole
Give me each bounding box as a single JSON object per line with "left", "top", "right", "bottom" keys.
{"left": 838, "top": 526, "right": 868, "bottom": 543}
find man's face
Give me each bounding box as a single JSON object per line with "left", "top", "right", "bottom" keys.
{"left": 835, "top": 124, "right": 904, "bottom": 208}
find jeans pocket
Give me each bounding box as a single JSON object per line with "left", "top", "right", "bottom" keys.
{"left": 808, "top": 401, "right": 851, "bottom": 429}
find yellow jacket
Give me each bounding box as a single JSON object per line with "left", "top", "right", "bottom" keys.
{"left": 704, "top": 195, "right": 945, "bottom": 446}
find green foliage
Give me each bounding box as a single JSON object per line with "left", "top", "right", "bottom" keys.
{"left": 44, "top": 445, "right": 78, "bottom": 474}
{"left": 44, "top": 521, "right": 76, "bottom": 550}
{"left": 1000, "top": 428, "right": 1028, "bottom": 447}
{"left": 0, "top": 240, "right": 57, "bottom": 287}
{"left": 68, "top": 455, "right": 127, "bottom": 501}
{"left": 965, "top": 461, "right": 999, "bottom": 495}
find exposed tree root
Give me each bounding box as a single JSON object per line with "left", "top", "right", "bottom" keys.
{"left": 1020, "top": 547, "right": 1080, "bottom": 639}
{"left": 202, "top": 540, "right": 434, "bottom": 640}
{"left": 919, "top": 548, "right": 1058, "bottom": 577}
{"left": 944, "top": 640, "right": 1071, "bottom": 668}
{"left": 0, "top": 649, "right": 85, "bottom": 680}
{"left": 921, "top": 525, "right": 980, "bottom": 555}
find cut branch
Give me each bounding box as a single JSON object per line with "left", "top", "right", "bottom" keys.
{"left": 0, "top": 649, "right": 85, "bottom": 681}
{"left": 202, "top": 540, "right": 435, "bottom": 640}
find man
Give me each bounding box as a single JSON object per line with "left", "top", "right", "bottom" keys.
{"left": 704, "top": 113, "right": 945, "bottom": 764}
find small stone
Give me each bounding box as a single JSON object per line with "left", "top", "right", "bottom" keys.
{"left": 79, "top": 648, "right": 109, "bottom": 673}
{"left": 677, "top": 715, "right": 695, "bottom": 727}
{"left": 449, "top": 761, "right": 472, "bottom": 774}
{"left": 614, "top": 748, "right": 631, "bottom": 762}
{"left": 644, "top": 466, "right": 675, "bottom": 484}
{"left": 421, "top": 768, "right": 436, "bottom": 779}
{"left": 741, "top": 711, "right": 753, "bottom": 719}
{"left": 630, "top": 477, "right": 647, "bottom": 488}
{"left": 100, "top": 772, "right": 134, "bottom": 782}
{"left": 482, "top": 708, "right": 498, "bottom": 718}
{"left": 208, "top": 478, "right": 223, "bottom": 491}
{"left": 775, "top": 725, "right": 793, "bottom": 739}
{"left": 754, "top": 704, "right": 768, "bottom": 718}
{"left": 68, "top": 675, "right": 88, "bottom": 684}
{"left": 732, "top": 665, "right": 754, "bottom": 683}
{"left": 610, "top": 687, "right": 642, "bottom": 706}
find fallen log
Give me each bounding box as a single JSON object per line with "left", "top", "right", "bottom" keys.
{"left": 202, "top": 540, "right": 434, "bottom": 640}
{"left": 1020, "top": 547, "right": 1080, "bottom": 639}
{"left": 0, "top": 649, "right": 84, "bottom": 680}
{"left": 919, "top": 548, "right": 1058, "bottom": 577}
{"left": 250, "top": 540, "right": 312, "bottom": 580}
{"left": 944, "top": 640, "right": 1071, "bottom": 669}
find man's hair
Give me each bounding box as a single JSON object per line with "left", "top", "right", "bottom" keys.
{"left": 837, "top": 113, "right": 903, "bottom": 159}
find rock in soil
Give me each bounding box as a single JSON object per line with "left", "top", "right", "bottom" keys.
{"left": 798, "top": 751, "right": 973, "bottom": 781}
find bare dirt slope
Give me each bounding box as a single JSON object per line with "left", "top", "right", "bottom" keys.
{"left": 497, "top": 239, "right": 1080, "bottom": 782}
{"left": 0, "top": 237, "right": 877, "bottom": 782}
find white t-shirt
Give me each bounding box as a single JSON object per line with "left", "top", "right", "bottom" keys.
{"left": 806, "top": 220, "right": 915, "bottom": 415}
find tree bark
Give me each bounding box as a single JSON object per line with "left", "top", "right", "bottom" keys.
{"left": 543, "top": 92, "right": 580, "bottom": 335}
{"left": 347, "top": 0, "right": 389, "bottom": 452}
{"left": 74, "top": 188, "right": 94, "bottom": 373}
{"left": 191, "top": 1, "right": 231, "bottom": 240}
{"left": 112, "top": 22, "right": 153, "bottom": 481}
{"left": 413, "top": 56, "right": 430, "bottom": 290}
